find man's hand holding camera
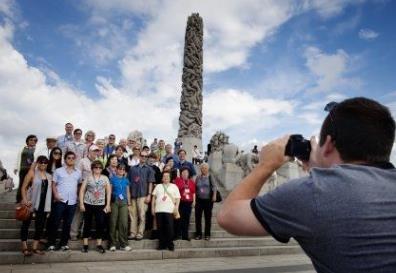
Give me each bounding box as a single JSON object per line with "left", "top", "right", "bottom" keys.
{"left": 258, "top": 135, "right": 291, "bottom": 171}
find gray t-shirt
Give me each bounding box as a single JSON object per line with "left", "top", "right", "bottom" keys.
{"left": 251, "top": 164, "right": 396, "bottom": 273}
{"left": 196, "top": 175, "right": 216, "bottom": 200}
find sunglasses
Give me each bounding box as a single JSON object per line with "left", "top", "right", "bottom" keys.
{"left": 109, "top": 137, "right": 115, "bottom": 140}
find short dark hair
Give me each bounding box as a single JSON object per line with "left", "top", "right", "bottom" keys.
{"left": 73, "top": 128, "right": 82, "bottom": 134}
{"left": 25, "top": 134, "right": 37, "bottom": 144}
{"left": 105, "top": 154, "right": 118, "bottom": 168}
{"left": 115, "top": 145, "right": 125, "bottom": 152}
{"left": 36, "top": 155, "right": 49, "bottom": 164}
{"left": 91, "top": 160, "right": 103, "bottom": 170}
{"left": 148, "top": 152, "right": 157, "bottom": 159}
{"left": 165, "top": 156, "right": 174, "bottom": 164}
{"left": 319, "top": 97, "right": 395, "bottom": 163}
{"left": 64, "top": 151, "right": 76, "bottom": 160}
{"left": 116, "top": 163, "right": 126, "bottom": 170}
{"left": 178, "top": 149, "right": 186, "bottom": 155}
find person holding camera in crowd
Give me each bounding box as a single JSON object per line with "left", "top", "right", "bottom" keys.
{"left": 218, "top": 97, "right": 396, "bottom": 273}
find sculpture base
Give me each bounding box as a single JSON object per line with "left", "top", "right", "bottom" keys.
{"left": 179, "top": 137, "right": 203, "bottom": 162}
{"left": 221, "top": 163, "right": 243, "bottom": 191}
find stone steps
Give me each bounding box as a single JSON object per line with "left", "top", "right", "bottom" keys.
{"left": 0, "top": 218, "right": 222, "bottom": 230}
{"left": 0, "top": 237, "right": 296, "bottom": 252}
{"left": 0, "top": 190, "right": 304, "bottom": 265}
{"left": 0, "top": 210, "right": 218, "bottom": 221}
{"left": 0, "top": 229, "right": 245, "bottom": 239}
{"left": 0, "top": 245, "right": 303, "bottom": 265}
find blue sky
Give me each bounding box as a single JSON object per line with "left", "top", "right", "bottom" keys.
{"left": 0, "top": 0, "right": 396, "bottom": 171}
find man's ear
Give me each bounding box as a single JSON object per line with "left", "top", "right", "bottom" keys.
{"left": 322, "top": 135, "right": 336, "bottom": 158}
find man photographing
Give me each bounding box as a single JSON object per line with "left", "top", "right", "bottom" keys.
{"left": 217, "top": 97, "right": 396, "bottom": 272}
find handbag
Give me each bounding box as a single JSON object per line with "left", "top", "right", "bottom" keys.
{"left": 162, "top": 184, "right": 180, "bottom": 219}
{"left": 15, "top": 203, "right": 31, "bottom": 221}
{"left": 209, "top": 175, "right": 222, "bottom": 203}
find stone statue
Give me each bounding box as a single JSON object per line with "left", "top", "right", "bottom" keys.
{"left": 209, "top": 131, "right": 230, "bottom": 152}
{"left": 127, "top": 130, "right": 145, "bottom": 146}
{"left": 178, "top": 13, "right": 203, "bottom": 139}
{"left": 236, "top": 152, "right": 260, "bottom": 177}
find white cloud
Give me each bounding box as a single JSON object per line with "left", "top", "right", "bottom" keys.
{"left": 358, "top": 28, "right": 379, "bottom": 40}
{"left": 304, "top": 46, "right": 361, "bottom": 93}
{"left": 301, "top": 0, "right": 364, "bottom": 19}
{"left": 0, "top": 0, "right": 366, "bottom": 183}
{"left": 0, "top": 0, "right": 14, "bottom": 18}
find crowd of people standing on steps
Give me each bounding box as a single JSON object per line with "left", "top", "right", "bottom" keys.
{"left": 14, "top": 122, "right": 219, "bottom": 256}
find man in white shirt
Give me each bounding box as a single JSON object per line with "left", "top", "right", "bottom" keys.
{"left": 47, "top": 151, "right": 81, "bottom": 251}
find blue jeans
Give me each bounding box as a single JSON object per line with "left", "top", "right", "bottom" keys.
{"left": 48, "top": 201, "right": 76, "bottom": 246}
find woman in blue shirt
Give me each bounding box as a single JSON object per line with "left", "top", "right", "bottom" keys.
{"left": 109, "top": 164, "right": 131, "bottom": 251}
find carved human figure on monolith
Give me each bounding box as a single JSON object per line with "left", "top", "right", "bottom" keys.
{"left": 177, "top": 13, "right": 204, "bottom": 160}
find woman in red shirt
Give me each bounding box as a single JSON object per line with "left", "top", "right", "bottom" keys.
{"left": 174, "top": 167, "right": 195, "bottom": 240}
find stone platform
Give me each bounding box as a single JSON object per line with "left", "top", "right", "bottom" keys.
{"left": 0, "top": 189, "right": 304, "bottom": 265}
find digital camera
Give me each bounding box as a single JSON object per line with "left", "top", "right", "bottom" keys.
{"left": 284, "top": 134, "right": 311, "bottom": 161}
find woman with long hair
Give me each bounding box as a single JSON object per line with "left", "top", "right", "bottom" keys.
{"left": 20, "top": 156, "right": 52, "bottom": 256}
{"left": 46, "top": 147, "right": 62, "bottom": 175}
{"left": 79, "top": 160, "right": 111, "bottom": 253}
{"left": 102, "top": 154, "right": 118, "bottom": 179}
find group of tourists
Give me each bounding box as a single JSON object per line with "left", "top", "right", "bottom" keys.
{"left": 15, "top": 123, "right": 218, "bottom": 255}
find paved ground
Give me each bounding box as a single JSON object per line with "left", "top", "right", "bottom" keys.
{"left": 0, "top": 254, "right": 314, "bottom": 273}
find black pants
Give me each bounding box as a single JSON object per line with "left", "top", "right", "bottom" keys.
{"left": 146, "top": 202, "right": 154, "bottom": 231}
{"left": 156, "top": 213, "right": 174, "bottom": 248}
{"left": 175, "top": 201, "right": 192, "bottom": 239}
{"left": 47, "top": 201, "right": 76, "bottom": 246}
{"left": 82, "top": 203, "right": 105, "bottom": 239}
{"left": 195, "top": 198, "right": 213, "bottom": 237}
{"left": 16, "top": 169, "right": 29, "bottom": 203}
{"left": 20, "top": 209, "right": 47, "bottom": 241}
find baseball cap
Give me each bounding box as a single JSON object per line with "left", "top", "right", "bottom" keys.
{"left": 89, "top": 145, "right": 100, "bottom": 151}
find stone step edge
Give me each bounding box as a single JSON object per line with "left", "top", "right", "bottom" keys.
{"left": 0, "top": 245, "right": 303, "bottom": 265}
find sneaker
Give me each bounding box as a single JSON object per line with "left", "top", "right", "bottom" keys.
{"left": 128, "top": 234, "right": 136, "bottom": 240}
{"left": 120, "top": 246, "right": 131, "bottom": 251}
{"left": 136, "top": 234, "right": 143, "bottom": 241}
{"left": 194, "top": 235, "right": 202, "bottom": 240}
{"left": 60, "top": 245, "right": 70, "bottom": 251}
{"left": 204, "top": 236, "right": 210, "bottom": 241}
{"left": 47, "top": 245, "right": 55, "bottom": 251}
{"left": 109, "top": 246, "right": 116, "bottom": 252}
